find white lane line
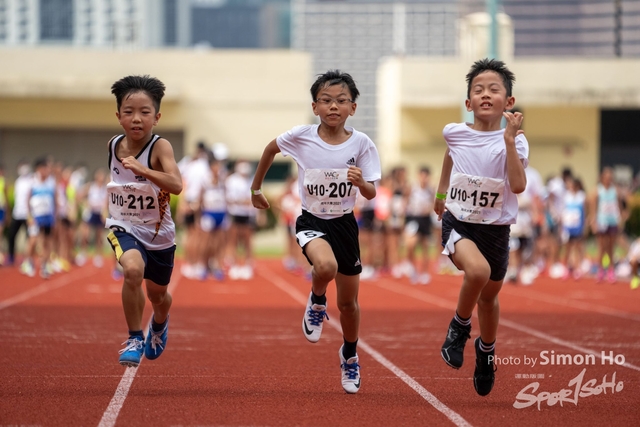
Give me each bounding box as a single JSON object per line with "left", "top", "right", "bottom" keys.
{"left": 98, "top": 273, "right": 182, "bottom": 427}
{"left": 259, "top": 267, "right": 473, "bottom": 427}
{"left": 0, "top": 268, "right": 95, "bottom": 311}
{"left": 501, "top": 286, "right": 640, "bottom": 322}
{"left": 373, "top": 279, "right": 640, "bottom": 372}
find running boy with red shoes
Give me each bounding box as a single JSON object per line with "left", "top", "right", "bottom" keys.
{"left": 251, "top": 70, "right": 381, "bottom": 393}
{"left": 105, "top": 75, "right": 183, "bottom": 367}
{"left": 434, "top": 59, "right": 529, "bottom": 396}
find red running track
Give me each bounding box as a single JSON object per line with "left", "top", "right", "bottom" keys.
{"left": 1, "top": 259, "right": 639, "bottom": 426}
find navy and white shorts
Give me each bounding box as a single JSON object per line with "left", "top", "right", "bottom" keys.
{"left": 107, "top": 231, "right": 175, "bottom": 286}
{"left": 441, "top": 210, "right": 510, "bottom": 282}
{"left": 296, "top": 210, "right": 362, "bottom": 276}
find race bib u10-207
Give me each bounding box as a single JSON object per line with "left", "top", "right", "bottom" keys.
{"left": 446, "top": 172, "right": 505, "bottom": 224}
{"left": 304, "top": 168, "right": 356, "bottom": 215}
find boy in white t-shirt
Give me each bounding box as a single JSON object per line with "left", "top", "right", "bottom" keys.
{"left": 434, "top": 59, "right": 529, "bottom": 396}
{"left": 251, "top": 70, "right": 381, "bottom": 394}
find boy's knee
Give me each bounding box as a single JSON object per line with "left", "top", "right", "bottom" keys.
{"left": 147, "top": 290, "right": 167, "bottom": 305}
{"left": 123, "top": 266, "right": 144, "bottom": 286}
{"left": 337, "top": 299, "right": 359, "bottom": 316}
{"left": 313, "top": 260, "right": 338, "bottom": 281}
{"left": 477, "top": 295, "right": 499, "bottom": 310}
{"left": 465, "top": 264, "right": 491, "bottom": 284}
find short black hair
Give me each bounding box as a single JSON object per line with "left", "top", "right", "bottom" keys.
{"left": 310, "top": 70, "right": 360, "bottom": 102}
{"left": 34, "top": 157, "right": 48, "bottom": 169}
{"left": 111, "top": 75, "right": 166, "bottom": 113}
{"left": 466, "top": 58, "right": 515, "bottom": 98}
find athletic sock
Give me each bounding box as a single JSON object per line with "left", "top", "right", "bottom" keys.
{"left": 454, "top": 311, "right": 471, "bottom": 327}
{"left": 311, "top": 291, "right": 327, "bottom": 306}
{"left": 342, "top": 338, "right": 358, "bottom": 360}
{"left": 129, "top": 330, "right": 144, "bottom": 339}
{"left": 479, "top": 338, "right": 495, "bottom": 353}
{"left": 151, "top": 317, "right": 168, "bottom": 332}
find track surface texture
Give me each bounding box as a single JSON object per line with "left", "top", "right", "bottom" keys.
{"left": 1, "top": 259, "right": 639, "bottom": 426}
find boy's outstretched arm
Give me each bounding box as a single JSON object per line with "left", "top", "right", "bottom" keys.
{"left": 503, "top": 111, "right": 527, "bottom": 194}
{"left": 251, "top": 139, "right": 281, "bottom": 209}
{"left": 434, "top": 148, "right": 453, "bottom": 221}
{"left": 122, "top": 138, "right": 183, "bottom": 195}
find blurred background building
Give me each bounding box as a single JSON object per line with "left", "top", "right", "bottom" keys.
{"left": 0, "top": 0, "right": 639, "bottom": 188}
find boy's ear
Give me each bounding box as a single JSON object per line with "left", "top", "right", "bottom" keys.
{"left": 505, "top": 96, "right": 516, "bottom": 111}
{"left": 465, "top": 99, "right": 472, "bottom": 112}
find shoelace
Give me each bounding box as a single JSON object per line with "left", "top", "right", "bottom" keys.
{"left": 149, "top": 332, "right": 165, "bottom": 353}
{"left": 307, "top": 308, "right": 329, "bottom": 326}
{"left": 119, "top": 338, "right": 143, "bottom": 355}
{"left": 341, "top": 362, "right": 360, "bottom": 380}
{"left": 449, "top": 325, "right": 471, "bottom": 350}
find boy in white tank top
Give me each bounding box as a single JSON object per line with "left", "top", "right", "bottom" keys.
{"left": 106, "top": 75, "right": 183, "bottom": 368}
{"left": 434, "top": 59, "right": 529, "bottom": 396}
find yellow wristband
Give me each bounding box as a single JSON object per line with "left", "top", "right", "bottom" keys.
{"left": 435, "top": 192, "right": 447, "bottom": 200}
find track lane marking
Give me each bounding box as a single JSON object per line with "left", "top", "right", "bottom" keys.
{"left": 259, "top": 267, "right": 473, "bottom": 427}
{"left": 0, "top": 268, "right": 95, "bottom": 311}
{"left": 98, "top": 272, "right": 182, "bottom": 427}
{"left": 373, "top": 279, "right": 640, "bottom": 373}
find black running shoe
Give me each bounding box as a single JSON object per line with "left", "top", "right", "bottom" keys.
{"left": 441, "top": 318, "right": 471, "bottom": 369}
{"left": 473, "top": 337, "right": 496, "bottom": 396}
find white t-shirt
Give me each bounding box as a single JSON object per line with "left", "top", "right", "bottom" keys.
{"left": 443, "top": 122, "right": 529, "bottom": 225}
{"left": 12, "top": 174, "right": 33, "bottom": 220}
{"left": 406, "top": 183, "right": 434, "bottom": 217}
{"left": 181, "top": 157, "right": 211, "bottom": 204}
{"left": 226, "top": 172, "right": 255, "bottom": 217}
{"left": 277, "top": 124, "right": 381, "bottom": 220}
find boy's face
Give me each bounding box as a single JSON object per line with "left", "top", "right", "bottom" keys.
{"left": 312, "top": 83, "right": 356, "bottom": 126}
{"left": 465, "top": 71, "right": 514, "bottom": 121}
{"left": 116, "top": 91, "right": 160, "bottom": 141}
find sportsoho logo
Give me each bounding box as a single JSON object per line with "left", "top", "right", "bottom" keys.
{"left": 510, "top": 350, "right": 626, "bottom": 410}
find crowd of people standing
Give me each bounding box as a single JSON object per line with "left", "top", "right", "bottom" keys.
{"left": 1, "top": 152, "right": 638, "bottom": 290}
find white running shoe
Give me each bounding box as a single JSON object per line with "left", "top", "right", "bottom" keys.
{"left": 339, "top": 345, "right": 361, "bottom": 394}
{"left": 302, "top": 292, "right": 328, "bottom": 343}
{"left": 20, "top": 260, "right": 35, "bottom": 278}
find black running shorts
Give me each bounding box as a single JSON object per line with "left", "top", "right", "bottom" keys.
{"left": 441, "top": 210, "right": 510, "bottom": 282}
{"left": 296, "top": 210, "right": 362, "bottom": 276}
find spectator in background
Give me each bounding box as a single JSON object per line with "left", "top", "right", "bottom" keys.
{"left": 507, "top": 182, "right": 537, "bottom": 286}
{"left": 198, "top": 157, "right": 228, "bottom": 280}
{"left": 560, "top": 176, "right": 587, "bottom": 280}
{"left": 225, "top": 160, "right": 258, "bottom": 280}
{"left": 177, "top": 142, "right": 212, "bottom": 279}
{"left": 21, "top": 158, "right": 57, "bottom": 278}
{"left": 389, "top": 166, "right": 411, "bottom": 279}
{"left": 77, "top": 168, "right": 108, "bottom": 267}
{"left": 404, "top": 166, "right": 435, "bottom": 285}
{"left": 52, "top": 163, "right": 75, "bottom": 272}
{"left": 355, "top": 182, "right": 378, "bottom": 280}
{"left": 6, "top": 161, "right": 32, "bottom": 267}
{"left": 543, "top": 167, "right": 572, "bottom": 278}
{"left": 589, "top": 166, "right": 623, "bottom": 283}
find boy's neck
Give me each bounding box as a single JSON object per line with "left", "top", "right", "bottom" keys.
{"left": 468, "top": 117, "right": 503, "bottom": 132}
{"left": 317, "top": 123, "right": 352, "bottom": 145}
{"left": 125, "top": 132, "right": 153, "bottom": 147}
